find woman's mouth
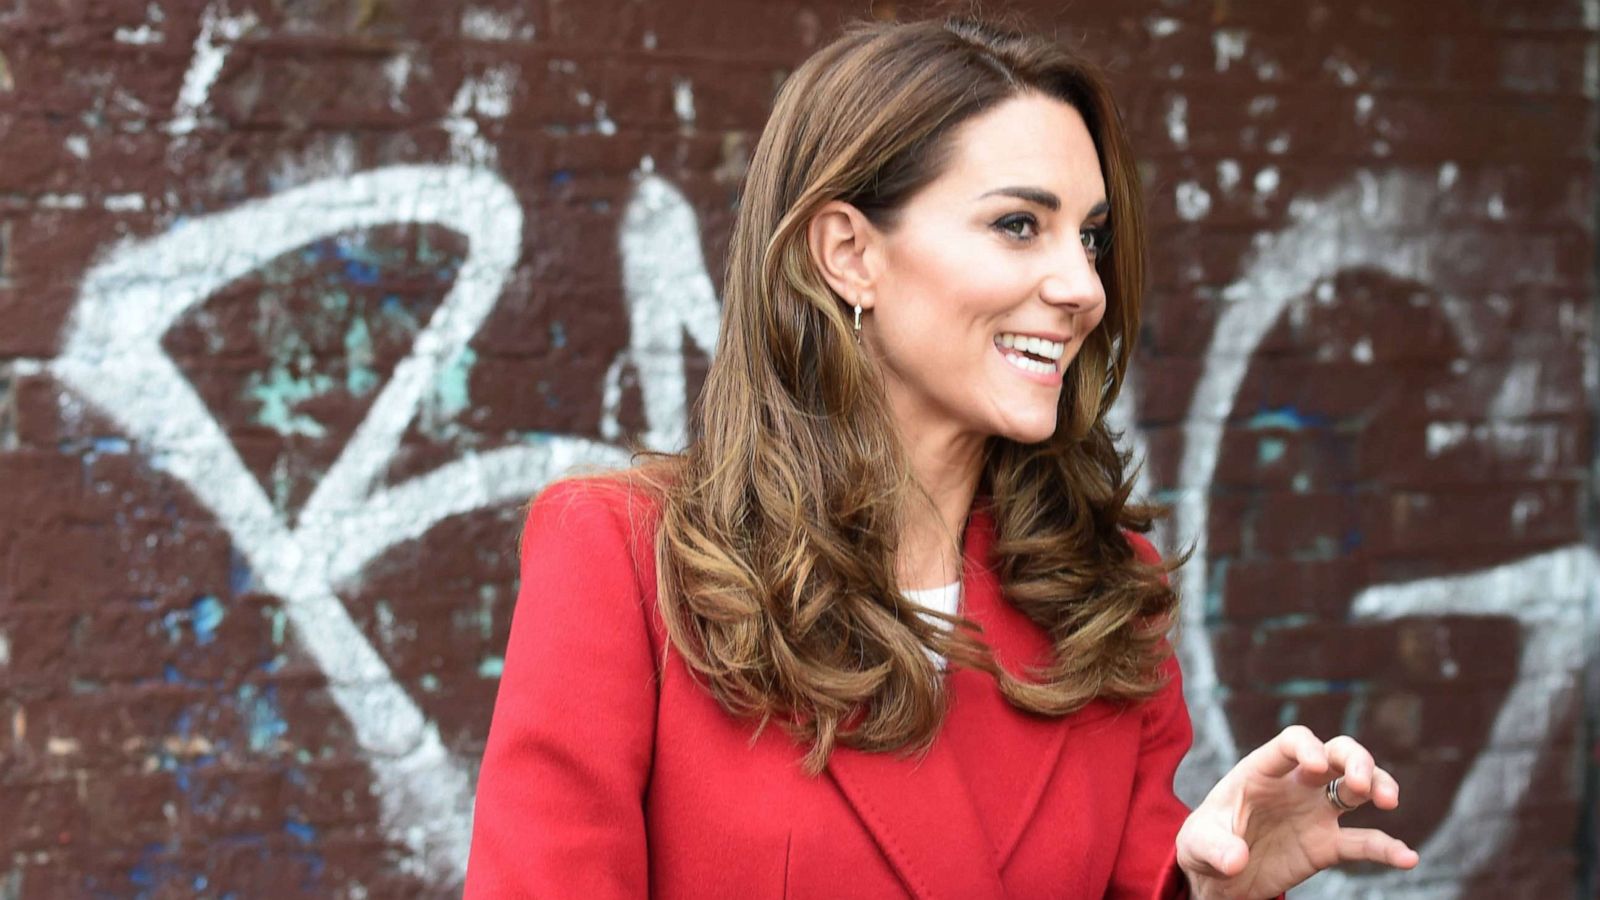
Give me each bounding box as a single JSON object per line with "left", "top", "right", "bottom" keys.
{"left": 994, "top": 332, "right": 1066, "bottom": 383}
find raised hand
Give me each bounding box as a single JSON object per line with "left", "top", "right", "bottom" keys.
{"left": 1175, "top": 726, "right": 1420, "bottom": 900}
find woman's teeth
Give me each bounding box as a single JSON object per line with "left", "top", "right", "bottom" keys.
{"left": 1001, "top": 352, "right": 1056, "bottom": 375}
{"left": 996, "top": 333, "right": 1064, "bottom": 375}
{"left": 997, "top": 333, "right": 1065, "bottom": 360}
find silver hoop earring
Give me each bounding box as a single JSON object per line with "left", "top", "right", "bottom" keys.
{"left": 853, "top": 304, "right": 862, "bottom": 343}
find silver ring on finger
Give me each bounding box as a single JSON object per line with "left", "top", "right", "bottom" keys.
{"left": 1325, "top": 775, "right": 1359, "bottom": 813}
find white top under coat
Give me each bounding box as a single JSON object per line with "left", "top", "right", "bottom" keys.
{"left": 902, "top": 580, "right": 962, "bottom": 668}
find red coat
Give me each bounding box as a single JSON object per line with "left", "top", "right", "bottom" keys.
{"left": 465, "top": 476, "right": 1196, "bottom": 899}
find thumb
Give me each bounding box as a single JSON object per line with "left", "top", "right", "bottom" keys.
{"left": 1179, "top": 822, "right": 1250, "bottom": 879}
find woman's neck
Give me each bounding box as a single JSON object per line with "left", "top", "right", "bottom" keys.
{"left": 895, "top": 423, "right": 986, "bottom": 591}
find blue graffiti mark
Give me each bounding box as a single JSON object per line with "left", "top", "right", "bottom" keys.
{"left": 343, "top": 259, "right": 381, "bottom": 284}
{"left": 284, "top": 819, "right": 316, "bottom": 843}
{"left": 1247, "top": 405, "right": 1329, "bottom": 431}
{"left": 292, "top": 850, "right": 327, "bottom": 885}
{"left": 1341, "top": 528, "right": 1364, "bottom": 551}
{"left": 1257, "top": 436, "right": 1286, "bottom": 464}
{"left": 161, "top": 611, "right": 184, "bottom": 645}
{"left": 550, "top": 169, "right": 574, "bottom": 187}
{"left": 379, "top": 294, "right": 411, "bottom": 322}
{"left": 228, "top": 549, "right": 257, "bottom": 594}
{"left": 550, "top": 320, "right": 567, "bottom": 348}
{"left": 191, "top": 595, "right": 225, "bottom": 645}
{"left": 127, "top": 841, "right": 183, "bottom": 897}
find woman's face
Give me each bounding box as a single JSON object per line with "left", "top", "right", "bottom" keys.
{"left": 861, "top": 91, "right": 1110, "bottom": 448}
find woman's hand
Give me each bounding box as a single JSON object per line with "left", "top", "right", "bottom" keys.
{"left": 1175, "top": 725, "right": 1420, "bottom": 900}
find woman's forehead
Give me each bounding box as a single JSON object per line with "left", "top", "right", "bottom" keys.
{"left": 927, "top": 93, "right": 1107, "bottom": 214}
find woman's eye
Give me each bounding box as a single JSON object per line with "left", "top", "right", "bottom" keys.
{"left": 994, "top": 214, "right": 1038, "bottom": 240}
{"left": 1080, "top": 225, "right": 1112, "bottom": 256}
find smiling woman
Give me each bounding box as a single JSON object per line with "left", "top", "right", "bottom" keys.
{"left": 465, "top": 14, "right": 1419, "bottom": 900}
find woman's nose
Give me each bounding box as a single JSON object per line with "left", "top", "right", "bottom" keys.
{"left": 1038, "top": 244, "right": 1105, "bottom": 311}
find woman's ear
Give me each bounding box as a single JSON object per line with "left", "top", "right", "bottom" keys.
{"left": 806, "top": 200, "right": 881, "bottom": 311}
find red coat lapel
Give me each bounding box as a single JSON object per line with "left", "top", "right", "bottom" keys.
{"left": 826, "top": 737, "right": 1008, "bottom": 900}
{"left": 823, "top": 500, "right": 1097, "bottom": 896}
{"left": 943, "top": 500, "right": 1096, "bottom": 867}
{"left": 822, "top": 503, "right": 1011, "bottom": 899}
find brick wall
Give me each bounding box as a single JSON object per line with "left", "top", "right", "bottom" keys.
{"left": 0, "top": 0, "right": 1595, "bottom": 897}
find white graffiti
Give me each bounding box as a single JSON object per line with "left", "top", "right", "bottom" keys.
{"left": 51, "top": 165, "right": 648, "bottom": 885}
{"left": 1135, "top": 169, "right": 1600, "bottom": 898}
{"left": 168, "top": 2, "right": 257, "bottom": 138}
{"left": 603, "top": 165, "right": 723, "bottom": 450}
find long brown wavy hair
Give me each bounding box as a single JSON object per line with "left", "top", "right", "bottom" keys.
{"left": 626, "top": 13, "right": 1187, "bottom": 775}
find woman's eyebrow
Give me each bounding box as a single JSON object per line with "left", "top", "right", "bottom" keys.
{"left": 977, "top": 186, "right": 1060, "bottom": 210}
{"left": 977, "top": 187, "right": 1110, "bottom": 220}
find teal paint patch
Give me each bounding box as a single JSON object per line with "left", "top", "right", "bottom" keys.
{"left": 1269, "top": 678, "right": 1340, "bottom": 697}
{"left": 380, "top": 294, "right": 423, "bottom": 331}
{"left": 375, "top": 600, "right": 397, "bottom": 650}
{"left": 477, "top": 656, "right": 504, "bottom": 678}
{"left": 245, "top": 362, "right": 333, "bottom": 438}
{"left": 478, "top": 585, "right": 495, "bottom": 640}
{"left": 1257, "top": 436, "right": 1287, "bottom": 465}
{"left": 1202, "top": 556, "right": 1229, "bottom": 625}
{"left": 419, "top": 673, "right": 440, "bottom": 692}
{"left": 433, "top": 347, "right": 477, "bottom": 417}
{"left": 1257, "top": 613, "right": 1316, "bottom": 630}
{"left": 1340, "top": 692, "right": 1368, "bottom": 736}
{"left": 343, "top": 315, "right": 379, "bottom": 395}
{"left": 240, "top": 684, "right": 289, "bottom": 753}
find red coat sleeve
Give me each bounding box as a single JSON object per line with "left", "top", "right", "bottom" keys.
{"left": 1105, "top": 530, "right": 1194, "bottom": 900}
{"left": 463, "top": 479, "right": 658, "bottom": 898}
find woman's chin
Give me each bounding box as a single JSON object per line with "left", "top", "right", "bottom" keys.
{"left": 995, "top": 416, "right": 1060, "bottom": 445}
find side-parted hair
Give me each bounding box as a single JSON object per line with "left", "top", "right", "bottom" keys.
{"left": 626, "top": 13, "right": 1187, "bottom": 775}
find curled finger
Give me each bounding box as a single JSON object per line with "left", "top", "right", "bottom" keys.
{"left": 1247, "top": 725, "right": 1327, "bottom": 779}
{"left": 1323, "top": 734, "right": 1376, "bottom": 795}
{"left": 1368, "top": 766, "right": 1401, "bottom": 810}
